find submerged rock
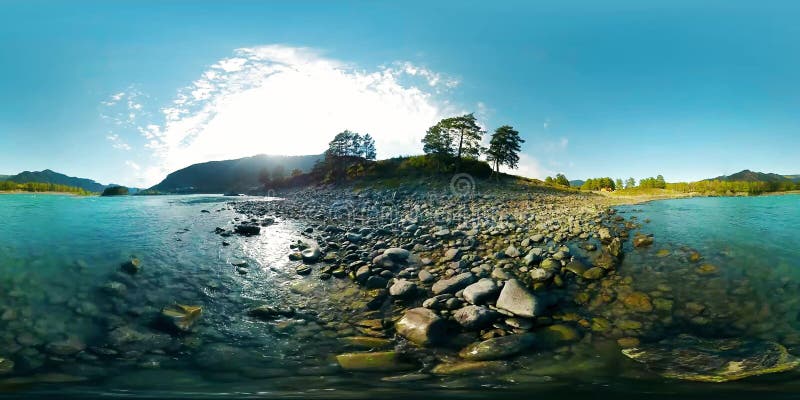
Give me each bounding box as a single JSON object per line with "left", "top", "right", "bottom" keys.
{"left": 621, "top": 335, "right": 800, "bottom": 382}
{"left": 120, "top": 258, "right": 141, "bottom": 274}
{"left": 395, "top": 307, "right": 446, "bottom": 346}
{"left": 336, "top": 351, "right": 415, "bottom": 372}
{"left": 0, "top": 358, "right": 14, "bottom": 375}
{"left": 459, "top": 333, "right": 536, "bottom": 361}
{"left": 159, "top": 304, "right": 202, "bottom": 333}
{"left": 431, "top": 360, "right": 509, "bottom": 375}
{"left": 235, "top": 224, "right": 261, "bottom": 236}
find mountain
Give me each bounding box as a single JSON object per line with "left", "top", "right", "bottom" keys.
{"left": 149, "top": 154, "right": 323, "bottom": 193}
{"left": 569, "top": 180, "right": 585, "bottom": 188}
{"left": 710, "top": 169, "right": 795, "bottom": 184}
{"left": 783, "top": 174, "right": 800, "bottom": 183}
{"left": 6, "top": 169, "right": 106, "bottom": 192}
{"left": 0, "top": 175, "right": 9, "bottom": 181}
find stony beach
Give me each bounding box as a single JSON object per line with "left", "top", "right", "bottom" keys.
{"left": 2, "top": 183, "right": 799, "bottom": 395}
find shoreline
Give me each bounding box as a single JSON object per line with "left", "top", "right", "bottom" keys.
{"left": 0, "top": 190, "right": 89, "bottom": 196}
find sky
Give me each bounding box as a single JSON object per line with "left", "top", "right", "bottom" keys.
{"left": 1, "top": 0, "right": 799, "bottom": 187}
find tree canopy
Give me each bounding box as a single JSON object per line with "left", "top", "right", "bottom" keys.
{"left": 581, "top": 177, "right": 616, "bottom": 191}
{"left": 486, "top": 125, "right": 524, "bottom": 173}
{"left": 422, "top": 113, "right": 485, "bottom": 170}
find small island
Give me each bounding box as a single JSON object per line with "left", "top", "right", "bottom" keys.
{"left": 101, "top": 186, "right": 129, "bottom": 196}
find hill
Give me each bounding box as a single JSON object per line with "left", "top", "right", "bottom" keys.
{"left": 6, "top": 169, "right": 106, "bottom": 193}
{"left": 569, "top": 180, "right": 585, "bottom": 188}
{"left": 710, "top": 169, "right": 794, "bottom": 184}
{"left": 148, "top": 154, "right": 322, "bottom": 193}
{"left": 783, "top": 174, "right": 800, "bottom": 183}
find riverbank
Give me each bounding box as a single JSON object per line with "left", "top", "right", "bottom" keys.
{"left": 219, "top": 182, "right": 798, "bottom": 383}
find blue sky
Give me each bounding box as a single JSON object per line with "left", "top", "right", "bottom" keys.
{"left": 1, "top": 0, "right": 798, "bottom": 187}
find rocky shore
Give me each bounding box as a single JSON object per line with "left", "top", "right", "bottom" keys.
{"left": 1, "top": 182, "right": 798, "bottom": 392}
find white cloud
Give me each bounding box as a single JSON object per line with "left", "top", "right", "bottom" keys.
{"left": 119, "top": 45, "right": 460, "bottom": 186}
{"left": 125, "top": 160, "right": 141, "bottom": 171}
{"left": 106, "top": 133, "right": 132, "bottom": 151}
{"left": 501, "top": 153, "right": 551, "bottom": 180}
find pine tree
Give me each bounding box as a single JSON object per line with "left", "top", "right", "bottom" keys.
{"left": 422, "top": 113, "right": 485, "bottom": 171}
{"left": 486, "top": 125, "right": 525, "bottom": 174}
{"left": 362, "top": 133, "right": 376, "bottom": 160}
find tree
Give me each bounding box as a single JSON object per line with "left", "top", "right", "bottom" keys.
{"left": 361, "top": 133, "right": 376, "bottom": 161}
{"left": 486, "top": 125, "right": 525, "bottom": 174}
{"left": 422, "top": 113, "right": 485, "bottom": 171}
{"left": 545, "top": 176, "right": 554, "bottom": 185}
{"left": 615, "top": 178, "right": 623, "bottom": 190}
{"left": 555, "top": 173, "right": 570, "bottom": 187}
{"left": 290, "top": 168, "right": 303, "bottom": 177}
{"left": 625, "top": 177, "right": 636, "bottom": 189}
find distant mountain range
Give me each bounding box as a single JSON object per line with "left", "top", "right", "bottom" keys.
{"left": 709, "top": 169, "right": 800, "bottom": 183}
{"left": 1, "top": 169, "right": 108, "bottom": 192}
{"left": 148, "top": 154, "right": 322, "bottom": 193}
{"left": 569, "top": 180, "right": 585, "bottom": 187}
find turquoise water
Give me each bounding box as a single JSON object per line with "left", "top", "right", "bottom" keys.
{"left": 1, "top": 193, "right": 800, "bottom": 398}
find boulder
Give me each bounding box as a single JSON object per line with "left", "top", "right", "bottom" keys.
{"left": 462, "top": 278, "right": 499, "bottom": 305}
{"left": 336, "top": 351, "right": 415, "bottom": 372}
{"left": 565, "top": 259, "right": 588, "bottom": 275}
{"left": 598, "top": 227, "right": 612, "bottom": 243}
{"left": 453, "top": 305, "right": 498, "bottom": 330}
{"left": 158, "top": 304, "right": 202, "bottom": 333}
{"left": 633, "top": 234, "right": 654, "bottom": 248}
{"left": 621, "top": 335, "right": 800, "bottom": 382}
{"left": 389, "top": 279, "right": 417, "bottom": 299}
{"left": 301, "top": 247, "right": 321, "bottom": 263}
{"left": 582, "top": 267, "right": 605, "bottom": 280}
{"left": 431, "top": 272, "right": 475, "bottom": 295}
{"left": 120, "top": 258, "right": 140, "bottom": 274}
{"left": 395, "top": 307, "right": 447, "bottom": 346}
{"left": 235, "top": 224, "right": 260, "bottom": 236}
{"left": 495, "top": 279, "right": 542, "bottom": 318}
{"left": 383, "top": 248, "right": 411, "bottom": 261}
{"left": 607, "top": 237, "right": 622, "bottom": 257}
{"left": 459, "top": 333, "right": 536, "bottom": 361}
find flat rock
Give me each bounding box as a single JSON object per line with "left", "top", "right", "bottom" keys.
{"left": 495, "top": 279, "right": 542, "bottom": 318}
{"left": 336, "top": 351, "right": 415, "bottom": 372}
{"left": 389, "top": 279, "right": 417, "bottom": 299}
{"left": 395, "top": 307, "right": 447, "bottom": 346}
{"left": 462, "top": 278, "right": 498, "bottom": 305}
{"left": 621, "top": 335, "right": 800, "bottom": 382}
{"left": 431, "top": 272, "right": 474, "bottom": 295}
{"left": 459, "top": 333, "right": 536, "bottom": 361}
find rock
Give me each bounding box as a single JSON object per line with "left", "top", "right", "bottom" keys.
{"left": 395, "top": 307, "right": 447, "bottom": 346}
{"left": 340, "top": 336, "right": 392, "bottom": 349}
{"left": 336, "top": 352, "right": 414, "bottom": 372}
{"left": 247, "top": 305, "right": 294, "bottom": 320}
{"left": 529, "top": 268, "right": 552, "bottom": 282}
{"left": 102, "top": 281, "right": 127, "bottom": 296}
{"left": 696, "top": 264, "right": 718, "bottom": 275}
{"left": 459, "top": 333, "right": 536, "bottom": 361}
{"left": 617, "top": 337, "right": 640, "bottom": 348}
{"left": 593, "top": 250, "right": 617, "bottom": 269}
{"left": 45, "top": 336, "right": 86, "bottom": 356}
{"left": 505, "top": 245, "right": 520, "bottom": 258}
{"left": 355, "top": 265, "right": 371, "bottom": 282}
{"left": 535, "top": 324, "right": 581, "bottom": 348}
{"left": 431, "top": 360, "right": 508, "bottom": 375}
{"left": 607, "top": 237, "right": 622, "bottom": 257}
{"left": 345, "top": 232, "right": 363, "bottom": 242}
{"left": 431, "top": 272, "right": 475, "bottom": 295}
{"left": 539, "top": 258, "right": 559, "bottom": 270}
{"left": 462, "top": 278, "right": 499, "bottom": 305}
{"left": 301, "top": 247, "right": 321, "bottom": 263}
{"left": 0, "top": 358, "right": 14, "bottom": 375}
{"left": 389, "top": 279, "right": 417, "bottom": 299}
{"left": 453, "top": 305, "right": 498, "bottom": 330}
{"left": 120, "top": 258, "right": 140, "bottom": 274}
{"left": 443, "top": 248, "right": 461, "bottom": 261}
{"left": 598, "top": 227, "right": 612, "bottom": 243}
{"left": 495, "top": 279, "right": 542, "bottom": 318}
{"left": 565, "top": 260, "right": 588, "bottom": 275}
{"left": 582, "top": 267, "right": 605, "bottom": 280}
{"left": 523, "top": 249, "right": 541, "bottom": 265}
{"left": 383, "top": 248, "right": 411, "bottom": 261}
{"left": 532, "top": 234, "right": 544, "bottom": 242}
{"left": 235, "top": 224, "right": 260, "bottom": 236}
{"left": 296, "top": 265, "right": 312, "bottom": 275}
{"left": 621, "top": 334, "right": 800, "bottom": 382}
{"left": 365, "top": 276, "right": 389, "bottom": 289}
{"left": 621, "top": 292, "right": 653, "bottom": 313}
{"left": 159, "top": 304, "right": 202, "bottom": 333}
{"left": 633, "top": 234, "right": 654, "bottom": 248}
{"left": 418, "top": 269, "right": 434, "bottom": 283}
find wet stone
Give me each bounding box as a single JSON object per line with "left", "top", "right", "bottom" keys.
{"left": 459, "top": 333, "right": 536, "bottom": 361}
